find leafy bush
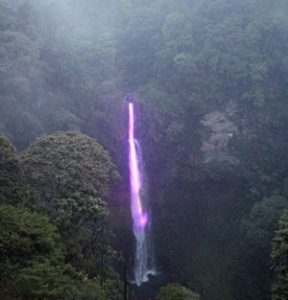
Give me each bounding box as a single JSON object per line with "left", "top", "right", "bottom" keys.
{"left": 156, "top": 283, "right": 201, "bottom": 300}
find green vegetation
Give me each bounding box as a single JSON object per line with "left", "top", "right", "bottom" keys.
{"left": 156, "top": 284, "right": 201, "bottom": 300}
{"left": 0, "top": 136, "right": 122, "bottom": 299}
{"left": 272, "top": 211, "right": 288, "bottom": 300}
{"left": 1, "top": 0, "right": 288, "bottom": 299}
{"left": 21, "top": 131, "right": 119, "bottom": 201}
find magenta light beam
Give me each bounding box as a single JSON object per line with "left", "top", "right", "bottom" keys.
{"left": 128, "top": 102, "right": 155, "bottom": 286}
{"left": 129, "top": 103, "right": 148, "bottom": 229}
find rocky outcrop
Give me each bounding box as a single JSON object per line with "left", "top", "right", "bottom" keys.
{"left": 200, "top": 103, "right": 239, "bottom": 164}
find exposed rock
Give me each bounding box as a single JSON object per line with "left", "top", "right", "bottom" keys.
{"left": 200, "top": 105, "right": 239, "bottom": 164}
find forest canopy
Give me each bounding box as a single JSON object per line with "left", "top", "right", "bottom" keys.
{"left": 1, "top": 0, "right": 288, "bottom": 299}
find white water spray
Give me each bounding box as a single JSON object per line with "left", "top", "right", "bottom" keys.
{"left": 128, "top": 101, "right": 156, "bottom": 286}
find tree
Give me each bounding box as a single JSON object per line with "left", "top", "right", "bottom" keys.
{"left": 242, "top": 196, "right": 288, "bottom": 255}
{"left": 235, "top": 195, "right": 288, "bottom": 300}
{"left": 0, "top": 24, "right": 45, "bottom": 148}
{"left": 0, "top": 203, "right": 120, "bottom": 300}
{"left": 54, "top": 191, "right": 110, "bottom": 273}
{"left": 21, "top": 131, "right": 119, "bottom": 202}
{"left": 0, "top": 136, "right": 35, "bottom": 207}
{"left": 21, "top": 132, "right": 119, "bottom": 275}
{"left": 162, "top": 13, "right": 193, "bottom": 52}
{"left": 272, "top": 210, "right": 288, "bottom": 300}
{"left": 156, "top": 283, "right": 201, "bottom": 300}
{"left": 0, "top": 135, "right": 20, "bottom": 178}
{"left": 0, "top": 203, "right": 66, "bottom": 299}
{"left": 116, "top": 7, "right": 163, "bottom": 86}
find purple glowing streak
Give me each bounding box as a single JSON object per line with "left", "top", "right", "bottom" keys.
{"left": 128, "top": 101, "right": 156, "bottom": 286}
{"left": 128, "top": 102, "right": 148, "bottom": 229}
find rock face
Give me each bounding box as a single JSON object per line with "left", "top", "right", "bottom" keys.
{"left": 200, "top": 104, "right": 239, "bottom": 164}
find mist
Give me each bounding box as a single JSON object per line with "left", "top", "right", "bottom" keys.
{"left": 1, "top": 0, "right": 288, "bottom": 299}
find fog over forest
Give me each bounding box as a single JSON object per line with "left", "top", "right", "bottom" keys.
{"left": 1, "top": 1, "right": 288, "bottom": 299}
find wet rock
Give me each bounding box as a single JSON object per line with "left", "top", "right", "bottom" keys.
{"left": 200, "top": 106, "right": 239, "bottom": 164}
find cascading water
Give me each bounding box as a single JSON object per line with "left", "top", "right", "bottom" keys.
{"left": 128, "top": 101, "right": 155, "bottom": 286}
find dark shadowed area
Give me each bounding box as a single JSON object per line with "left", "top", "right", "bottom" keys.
{"left": 1, "top": 0, "right": 288, "bottom": 299}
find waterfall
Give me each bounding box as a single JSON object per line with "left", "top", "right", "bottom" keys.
{"left": 128, "top": 101, "right": 155, "bottom": 286}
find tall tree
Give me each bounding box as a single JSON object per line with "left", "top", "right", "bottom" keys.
{"left": 21, "top": 131, "right": 119, "bottom": 202}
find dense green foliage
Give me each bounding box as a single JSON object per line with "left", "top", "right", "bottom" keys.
{"left": 0, "top": 136, "right": 122, "bottom": 299}
{"left": 1, "top": 0, "right": 288, "bottom": 299}
{"left": 0, "top": 137, "right": 35, "bottom": 207}
{"left": 20, "top": 132, "right": 120, "bottom": 276}
{"left": 0, "top": 203, "right": 67, "bottom": 299}
{"left": 272, "top": 211, "right": 288, "bottom": 300}
{"left": 156, "top": 283, "right": 201, "bottom": 300}
{"left": 21, "top": 131, "right": 119, "bottom": 201}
